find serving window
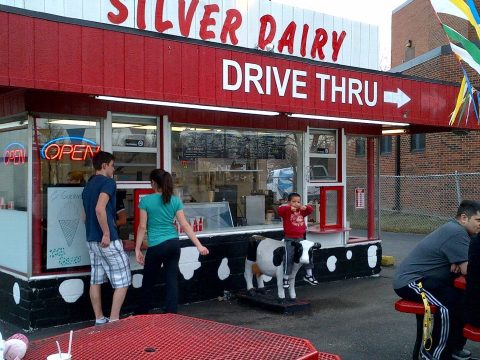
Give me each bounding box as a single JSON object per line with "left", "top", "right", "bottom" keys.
{"left": 111, "top": 113, "right": 158, "bottom": 181}
{"left": 308, "top": 130, "right": 337, "bottom": 182}
{"left": 171, "top": 126, "right": 303, "bottom": 230}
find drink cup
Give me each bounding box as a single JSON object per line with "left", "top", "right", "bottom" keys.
{"left": 208, "top": 191, "right": 214, "bottom": 202}
{"left": 47, "top": 353, "right": 72, "bottom": 360}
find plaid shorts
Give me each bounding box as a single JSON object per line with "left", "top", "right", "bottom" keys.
{"left": 87, "top": 240, "right": 131, "bottom": 288}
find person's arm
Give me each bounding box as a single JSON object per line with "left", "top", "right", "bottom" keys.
{"left": 176, "top": 210, "right": 209, "bottom": 255}
{"left": 135, "top": 209, "right": 147, "bottom": 266}
{"left": 300, "top": 204, "right": 313, "bottom": 216}
{"left": 116, "top": 209, "right": 127, "bottom": 227}
{"left": 95, "top": 193, "right": 111, "bottom": 248}
{"left": 277, "top": 205, "right": 288, "bottom": 217}
{"left": 443, "top": 229, "right": 471, "bottom": 276}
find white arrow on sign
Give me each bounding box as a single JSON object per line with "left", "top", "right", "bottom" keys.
{"left": 383, "top": 88, "right": 411, "bottom": 108}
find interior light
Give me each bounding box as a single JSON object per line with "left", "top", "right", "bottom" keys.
{"left": 134, "top": 125, "right": 157, "bottom": 130}
{"left": 96, "top": 96, "right": 280, "bottom": 116}
{"left": 49, "top": 120, "right": 97, "bottom": 126}
{"left": 382, "top": 129, "right": 407, "bottom": 135}
{"left": 288, "top": 114, "right": 409, "bottom": 127}
{"left": 112, "top": 123, "right": 138, "bottom": 128}
{"left": 171, "top": 126, "right": 187, "bottom": 132}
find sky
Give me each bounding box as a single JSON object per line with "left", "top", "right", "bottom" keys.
{"left": 270, "top": 0, "right": 410, "bottom": 69}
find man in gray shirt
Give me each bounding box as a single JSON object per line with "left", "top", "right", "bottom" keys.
{"left": 394, "top": 200, "right": 480, "bottom": 360}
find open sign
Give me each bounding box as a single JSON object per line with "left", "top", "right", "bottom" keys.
{"left": 40, "top": 136, "right": 100, "bottom": 161}
{"left": 4, "top": 142, "right": 26, "bottom": 166}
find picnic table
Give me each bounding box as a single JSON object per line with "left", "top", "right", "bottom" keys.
{"left": 26, "top": 314, "right": 340, "bottom": 359}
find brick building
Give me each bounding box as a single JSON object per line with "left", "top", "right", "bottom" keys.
{"left": 345, "top": 0, "right": 480, "bottom": 228}
{"left": 347, "top": 0, "right": 480, "bottom": 177}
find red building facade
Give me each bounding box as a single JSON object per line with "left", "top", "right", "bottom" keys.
{"left": 0, "top": 1, "right": 474, "bottom": 328}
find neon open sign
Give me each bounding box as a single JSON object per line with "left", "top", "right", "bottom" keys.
{"left": 40, "top": 136, "right": 100, "bottom": 161}
{"left": 4, "top": 142, "right": 26, "bottom": 166}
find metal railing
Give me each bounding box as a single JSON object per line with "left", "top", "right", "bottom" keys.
{"left": 346, "top": 172, "right": 480, "bottom": 234}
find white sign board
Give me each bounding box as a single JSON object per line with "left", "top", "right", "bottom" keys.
{"left": 0, "top": 0, "right": 379, "bottom": 69}
{"left": 47, "top": 187, "right": 89, "bottom": 269}
{"left": 355, "top": 188, "right": 365, "bottom": 209}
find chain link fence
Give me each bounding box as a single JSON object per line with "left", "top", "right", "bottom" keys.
{"left": 346, "top": 172, "right": 480, "bottom": 234}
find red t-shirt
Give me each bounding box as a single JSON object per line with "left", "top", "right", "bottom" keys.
{"left": 278, "top": 204, "right": 313, "bottom": 239}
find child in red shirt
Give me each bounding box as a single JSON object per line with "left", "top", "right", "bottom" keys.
{"left": 278, "top": 192, "right": 317, "bottom": 288}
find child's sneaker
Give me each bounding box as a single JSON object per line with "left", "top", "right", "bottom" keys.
{"left": 303, "top": 275, "right": 319, "bottom": 285}
{"left": 282, "top": 279, "right": 290, "bottom": 289}
{"left": 95, "top": 316, "right": 109, "bottom": 325}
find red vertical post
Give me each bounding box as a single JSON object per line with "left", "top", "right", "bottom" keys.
{"left": 367, "top": 137, "right": 375, "bottom": 240}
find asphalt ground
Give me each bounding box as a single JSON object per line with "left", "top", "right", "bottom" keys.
{"left": 2, "top": 230, "right": 480, "bottom": 359}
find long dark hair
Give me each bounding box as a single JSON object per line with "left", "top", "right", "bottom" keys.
{"left": 150, "top": 169, "right": 173, "bottom": 204}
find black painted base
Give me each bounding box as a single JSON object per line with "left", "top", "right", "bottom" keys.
{"left": 0, "top": 231, "right": 382, "bottom": 329}
{"left": 237, "top": 289, "right": 311, "bottom": 314}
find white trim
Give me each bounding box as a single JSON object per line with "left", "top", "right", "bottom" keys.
{"left": 27, "top": 115, "right": 33, "bottom": 277}
{"left": 0, "top": 267, "right": 29, "bottom": 281}
{"left": 178, "top": 225, "right": 284, "bottom": 239}
{"left": 162, "top": 115, "right": 171, "bottom": 172}
{"left": 28, "top": 272, "right": 91, "bottom": 281}
{"left": 116, "top": 181, "right": 151, "bottom": 190}
{"left": 103, "top": 111, "right": 113, "bottom": 152}
{"left": 96, "top": 96, "right": 280, "bottom": 116}
{"left": 345, "top": 239, "right": 381, "bottom": 248}
{"left": 290, "top": 114, "right": 409, "bottom": 127}
{"left": 112, "top": 146, "right": 157, "bottom": 153}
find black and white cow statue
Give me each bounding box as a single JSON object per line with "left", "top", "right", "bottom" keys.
{"left": 244, "top": 235, "right": 320, "bottom": 299}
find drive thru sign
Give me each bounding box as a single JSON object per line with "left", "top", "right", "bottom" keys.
{"left": 223, "top": 59, "right": 410, "bottom": 107}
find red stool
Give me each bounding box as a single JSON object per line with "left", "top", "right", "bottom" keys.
{"left": 454, "top": 275, "right": 466, "bottom": 290}
{"left": 464, "top": 324, "right": 480, "bottom": 342}
{"left": 395, "top": 299, "right": 438, "bottom": 360}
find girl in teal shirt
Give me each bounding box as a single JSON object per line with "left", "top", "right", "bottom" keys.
{"left": 135, "top": 169, "right": 209, "bottom": 313}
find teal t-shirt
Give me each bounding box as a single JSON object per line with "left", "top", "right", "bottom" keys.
{"left": 139, "top": 193, "right": 183, "bottom": 247}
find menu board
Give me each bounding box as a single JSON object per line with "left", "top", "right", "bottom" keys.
{"left": 47, "top": 187, "right": 90, "bottom": 269}
{"left": 179, "top": 131, "right": 286, "bottom": 160}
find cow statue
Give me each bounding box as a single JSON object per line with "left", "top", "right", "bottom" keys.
{"left": 244, "top": 235, "right": 320, "bottom": 300}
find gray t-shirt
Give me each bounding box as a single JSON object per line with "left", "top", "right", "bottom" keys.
{"left": 393, "top": 219, "right": 471, "bottom": 289}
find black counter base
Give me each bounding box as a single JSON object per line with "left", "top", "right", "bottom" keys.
{"left": 0, "top": 231, "right": 381, "bottom": 329}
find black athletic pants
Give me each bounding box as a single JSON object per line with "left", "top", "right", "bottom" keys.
{"left": 395, "top": 278, "right": 466, "bottom": 360}
{"left": 138, "top": 239, "right": 181, "bottom": 314}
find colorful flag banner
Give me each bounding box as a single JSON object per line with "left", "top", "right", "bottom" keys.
{"left": 429, "top": 0, "right": 480, "bottom": 126}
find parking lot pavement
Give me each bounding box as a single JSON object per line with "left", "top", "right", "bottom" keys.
{"left": 2, "top": 231, "right": 480, "bottom": 359}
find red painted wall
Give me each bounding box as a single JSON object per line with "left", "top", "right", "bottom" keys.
{"left": 0, "top": 10, "right": 472, "bottom": 130}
